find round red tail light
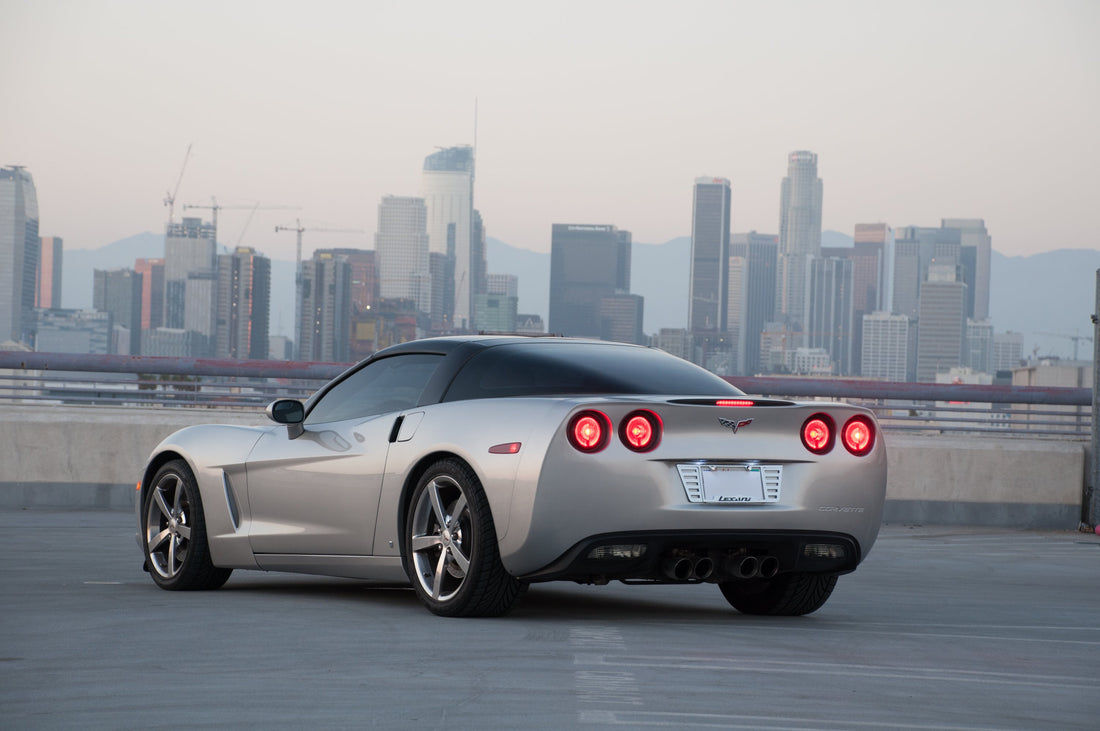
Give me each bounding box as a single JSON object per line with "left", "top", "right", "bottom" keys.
{"left": 568, "top": 410, "right": 611, "bottom": 453}
{"left": 620, "top": 410, "right": 662, "bottom": 452}
{"left": 801, "top": 414, "right": 835, "bottom": 455}
{"left": 842, "top": 416, "right": 875, "bottom": 456}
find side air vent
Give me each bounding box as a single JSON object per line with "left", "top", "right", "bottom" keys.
{"left": 223, "top": 472, "right": 241, "bottom": 529}
{"left": 676, "top": 464, "right": 704, "bottom": 503}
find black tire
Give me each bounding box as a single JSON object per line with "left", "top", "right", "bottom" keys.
{"left": 143, "top": 459, "right": 232, "bottom": 591}
{"left": 404, "top": 459, "right": 526, "bottom": 617}
{"left": 719, "top": 572, "right": 838, "bottom": 616}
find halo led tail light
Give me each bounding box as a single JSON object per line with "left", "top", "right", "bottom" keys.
{"left": 568, "top": 410, "right": 611, "bottom": 453}
{"left": 842, "top": 416, "right": 875, "bottom": 456}
{"left": 801, "top": 414, "right": 835, "bottom": 455}
{"left": 619, "top": 410, "right": 662, "bottom": 452}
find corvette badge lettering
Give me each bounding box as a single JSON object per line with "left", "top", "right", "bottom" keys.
{"left": 718, "top": 417, "right": 753, "bottom": 434}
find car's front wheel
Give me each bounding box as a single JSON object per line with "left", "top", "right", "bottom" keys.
{"left": 143, "top": 459, "right": 231, "bottom": 591}
{"left": 719, "top": 572, "right": 838, "bottom": 616}
{"left": 405, "top": 459, "right": 526, "bottom": 617}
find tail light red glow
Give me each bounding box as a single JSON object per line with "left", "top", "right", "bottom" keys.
{"left": 842, "top": 416, "right": 875, "bottom": 456}
{"left": 568, "top": 411, "right": 611, "bottom": 453}
{"left": 801, "top": 414, "right": 835, "bottom": 454}
{"left": 619, "top": 410, "right": 662, "bottom": 452}
{"left": 716, "top": 400, "right": 755, "bottom": 407}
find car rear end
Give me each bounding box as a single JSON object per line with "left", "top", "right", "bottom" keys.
{"left": 503, "top": 396, "right": 887, "bottom": 584}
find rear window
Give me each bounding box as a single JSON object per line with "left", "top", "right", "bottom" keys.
{"left": 442, "top": 342, "right": 744, "bottom": 401}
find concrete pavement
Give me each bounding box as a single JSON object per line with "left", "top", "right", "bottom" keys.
{"left": 1, "top": 509, "right": 1098, "bottom": 729}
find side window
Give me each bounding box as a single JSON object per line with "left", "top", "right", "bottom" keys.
{"left": 305, "top": 353, "right": 443, "bottom": 425}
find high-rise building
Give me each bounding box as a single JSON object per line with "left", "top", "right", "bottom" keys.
{"left": 215, "top": 247, "right": 271, "bottom": 360}
{"left": 992, "top": 331, "right": 1024, "bottom": 372}
{"left": 487, "top": 273, "right": 518, "bottom": 299}
{"left": 134, "top": 258, "right": 165, "bottom": 331}
{"left": 0, "top": 167, "right": 40, "bottom": 345}
{"left": 776, "top": 151, "right": 822, "bottom": 330}
{"left": 164, "top": 217, "right": 216, "bottom": 329}
{"left": 689, "top": 177, "right": 731, "bottom": 334}
{"left": 653, "top": 328, "right": 693, "bottom": 362}
{"left": 36, "top": 236, "right": 63, "bottom": 309}
{"left": 807, "top": 257, "right": 854, "bottom": 375}
{"left": 93, "top": 268, "right": 143, "bottom": 355}
{"left": 34, "top": 309, "right": 110, "bottom": 354}
{"left": 298, "top": 251, "right": 351, "bottom": 362}
{"left": 892, "top": 225, "right": 961, "bottom": 318}
{"left": 548, "top": 224, "right": 632, "bottom": 339}
{"left": 943, "top": 218, "right": 991, "bottom": 321}
{"left": 821, "top": 224, "right": 886, "bottom": 375}
{"left": 375, "top": 196, "right": 431, "bottom": 314}
{"left": 916, "top": 268, "right": 967, "bottom": 382}
{"left": 965, "top": 319, "right": 994, "bottom": 374}
{"left": 473, "top": 293, "right": 518, "bottom": 333}
{"left": 861, "top": 311, "right": 916, "bottom": 382}
{"left": 422, "top": 146, "right": 475, "bottom": 329}
{"left": 730, "top": 232, "right": 778, "bottom": 375}
{"left": 599, "top": 293, "right": 644, "bottom": 345}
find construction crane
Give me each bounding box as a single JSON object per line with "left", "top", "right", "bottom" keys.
{"left": 182, "top": 197, "right": 300, "bottom": 243}
{"left": 163, "top": 143, "right": 193, "bottom": 225}
{"left": 1037, "top": 331, "right": 1094, "bottom": 361}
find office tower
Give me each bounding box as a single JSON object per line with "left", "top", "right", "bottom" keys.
{"left": 992, "top": 331, "right": 1024, "bottom": 372}
{"left": 916, "top": 268, "right": 967, "bottom": 382}
{"left": 93, "top": 268, "right": 143, "bottom": 355}
{"left": 943, "top": 218, "right": 991, "bottom": 321}
{"left": 0, "top": 167, "right": 39, "bottom": 345}
{"left": 965, "top": 319, "right": 994, "bottom": 373}
{"left": 184, "top": 271, "right": 217, "bottom": 356}
{"left": 653, "top": 328, "right": 693, "bottom": 361}
{"left": 892, "top": 225, "right": 962, "bottom": 318}
{"left": 726, "top": 252, "right": 745, "bottom": 371}
{"left": 861, "top": 311, "right": 916, "bottom": 382}
{"left": 821, "top": 223, "right": 888, "bottom": 375}
{"left": 730, "top": 232, "right": 777, "bottom": 375}
{"left": 298, "top": 251, "right": 351, "bottom": 362}
{"left": 144, "top": 328, "right": 207, "bottom": 357}
{"left": 164, "top": 217, "right": 216, "bottom": 329}
{"left": 808, "top": 257, "right": 854, "bottom": 375}
{"left": 471, "top": 209, "right": 488, "bottom": 308}
{"left": 487, "top": 273, "right": 518, "bottom": 299}
{"left": 422, "top": 146, "right": 475, "bottom": 329}
{"left": 34, "top": 309, "right": 110, "bottom": 354}
{"left": 548, "top": 224, "right": 632, "bottom": 339}
{"left": 37, "top": 236, "right": 63, "bottom": 309}
{"left": 375, "top": 196, "right": 431, "bottom": 314}
{"left": 689, "top": 177, "right": 731, "bottom": 334}
{"left": 473, "top": 293, "right": 518, "bottom": 333}
{"left": 599, "top": 293, "right": 644, "bottom": 345}
{"left": 334, "top": 248, "right": 378, "bottom": 315}
{"left": 776, "top": 151, "right": 822, "bottom": 329}
{"left": 134, "top": 258, "right": 165, "bottom": 330}
{"left": 215, "top": 247, "right": 271, "bottom": 360}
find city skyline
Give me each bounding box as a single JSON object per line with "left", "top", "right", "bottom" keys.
{"left": 2, "top": 2, "right": 1096, "bottom": 261}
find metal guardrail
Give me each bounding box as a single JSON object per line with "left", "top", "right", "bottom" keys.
{"left": 0, "top": 351, "right": 1092, "bottom": 439}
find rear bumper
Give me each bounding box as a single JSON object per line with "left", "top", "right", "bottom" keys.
{"left": 519, "top": 529, "right": 861, "bottom": 583}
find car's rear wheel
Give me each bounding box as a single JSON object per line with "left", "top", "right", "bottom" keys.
{"left": 405, "top": 459, "right": 526, "bottom": 617}
{"left": 719, "top": 572, "right": 837, "bottom": 616}
{"left": 143, "top": 459, "right": 231, "bottom": 590}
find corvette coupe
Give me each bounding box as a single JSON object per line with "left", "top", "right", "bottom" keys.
{"left": 137, "top": 336, "right": 886, "bottom": 617}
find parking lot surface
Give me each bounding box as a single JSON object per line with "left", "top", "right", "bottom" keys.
{"left": 1, "top": 509, "right": 1098, "bottom": 729}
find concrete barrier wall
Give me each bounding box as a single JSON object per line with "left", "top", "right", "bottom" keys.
{"left": 0, "top": 405, "right": 1088, "bottom": 528}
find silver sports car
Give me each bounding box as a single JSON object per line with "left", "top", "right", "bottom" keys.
{"left": 137, "top": 336, "right": 886, "bottom": 617}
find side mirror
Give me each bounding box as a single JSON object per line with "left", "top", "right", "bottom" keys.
{"left": 266, "top": 399, "right": 305, "bottom": 439}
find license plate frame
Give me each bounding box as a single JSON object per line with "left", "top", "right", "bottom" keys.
{"left": 700, "top": 464, "right": 766, "bottom": 505}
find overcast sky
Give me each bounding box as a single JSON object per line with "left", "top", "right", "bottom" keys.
{"left": 2, "top": 0, "right": 1097, "bottom": 261}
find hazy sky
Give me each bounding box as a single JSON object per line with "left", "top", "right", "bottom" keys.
{"left": 2, "top": 0, "right": 1097, "bottom": 261}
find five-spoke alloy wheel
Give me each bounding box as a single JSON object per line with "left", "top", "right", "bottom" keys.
{"left": 406, "top": 459, "right": 525, "bottom": 617}
{"left": 143, "top": 459, "right": 231, "bottom": 590}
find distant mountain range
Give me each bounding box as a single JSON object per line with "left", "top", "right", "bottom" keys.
{"left": 61, "top": 231, "right": 1098, "bottom": 360}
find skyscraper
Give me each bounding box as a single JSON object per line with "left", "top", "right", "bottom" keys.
{"left": 821, "top": 223, "right": 888, "bottom": 375}
{"left": 93, "top": 268, "right": 143, "bottom": 355}
{"left": 422, "top": 146, "right": 475, "bottom": 329}
{"left": 37, "top": 236, "right": 63, "bottom": 309}
{"left": 776, "top": 151, "right": 822, "bottom": 330}
{"left": 689, "top": 177, "right": 731, "bottom": 333}
{"left": 0, "top": 167, "right": 39, "bottom": 345}
{"left": 965, "top": 318, "right": 994, "bottom": 374}
{"left": 729, "top": 232, "right": 777, "bottom": 376}
{"left": 807, "top": 257, "right": 854, "bottom": 375}
{"left": 916, "top": 267, "right": 967, "bottom": 382}
{"left": 298, "top": 251, "right": 351, "bottom": 362}
{"left": 375, "top": 196, "right": 431, "bottom": 314}
{"left": 215, "top": 247, "right": 271, "bottom": 360}
{"left": 942, "top": 218, "right": 991, "bottom": 321}
{"left": 164, "top": 217, "right": 216, "bottom": 329}
{"left": 134, "top": 258, "right": 165, "bottom": 331}
{"left": 862, "top": 311, "right": 916, "bottom": 382}
{"left": 548, "top": 224, "right": 632, "bottom": 339}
